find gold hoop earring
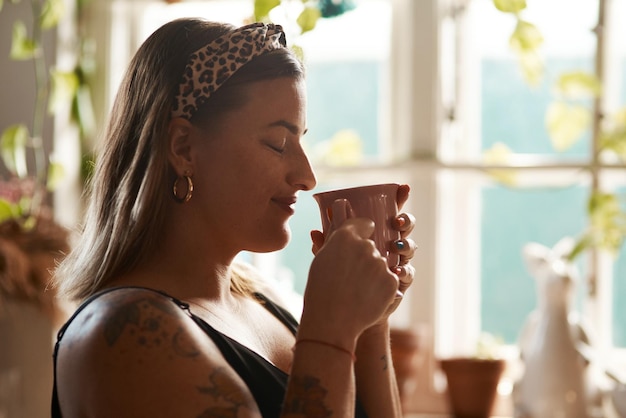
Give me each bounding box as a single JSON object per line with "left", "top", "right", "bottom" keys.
{"left": 173, "top": 175, "right": 193, "bottom": 203}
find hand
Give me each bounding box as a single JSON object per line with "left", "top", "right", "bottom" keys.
{"left": 310, "top": 184, "right": 417, "bottom": 322}
{"left": 300, "top": 216, "right": 400, "bottom": 346}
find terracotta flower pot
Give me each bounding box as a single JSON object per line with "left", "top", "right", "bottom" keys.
{"left": 390, "top": 327, "right": 425, "bottom": 412}
{"left": 439, "top": 357, "right": 505, "bottom": 418}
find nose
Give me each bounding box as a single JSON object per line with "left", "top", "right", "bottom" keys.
{"left": 289, "top": 144, "right": 317, "bottom": 191}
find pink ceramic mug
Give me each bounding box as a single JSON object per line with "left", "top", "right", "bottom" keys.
{"left": 313, "top": 183, "right": 401, "bottom": 268}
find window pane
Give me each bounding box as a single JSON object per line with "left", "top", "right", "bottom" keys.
{"left": 481, "top": 185, "right": 588, "bottom": 343}
{"left": 473, "top": 0, "right": 598, "bottom": 158}
{"left": 482, "top": 58, "right": 592, "bottom": 157}
{"left": 306, "top": 60, "right": 383, "bottom": 158}
{"left": 614, "top": 246, "right": 626, "bottom": 347}
{"left": 612, "top": 184, "right": 626, "bottom": 348}
{"left": 296, "top": 0, "right": 391, "bottom": 163}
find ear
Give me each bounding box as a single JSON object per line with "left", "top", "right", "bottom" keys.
{"left": 167, "top": 117, "right": 195, "bottom": 175}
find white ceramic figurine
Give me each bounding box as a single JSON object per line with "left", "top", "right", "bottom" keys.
{"left": 513, "top": 237, "right": 593, "bottom": 418}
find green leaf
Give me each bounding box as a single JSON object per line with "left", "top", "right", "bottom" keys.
{"left": 49, "top": 69, "right": 79, "bottom": 113}
{"left": 492, "top": 0, "right": 526, "bottom": 13}
{"left": 0, "top": 1, "right": 3, "bottom": 13}
{"left": 0, "top": 124, "right": 29, "bottom": 177}
{"left": 290, "top": 44, "right": 305, "bottom": 62}
{"left": 545, "top": 102, "right": 591, "bottom": 151}
{"left": 40, "top": 0, "right": 65, "bottom": 29}
{"left": 10, "top": 20, "right": 37, "bottom": 60}
{"left": 297, "top": 6, "right": 321, "bottom": 34}
{"left": 16, "top": 196, "right": 31, "bottom": 217}
{"left": 0, "top": 199, "right": 18, "bottom": 224}
{"left": 509, "top": 20, "right": 543, "bottom": 53}
{"left": 587, "top": 192, "right": 626, "bottom": 254}
{"left": 46, "top": 161, "right": 66, "bottom": 191}
{"left": 567, "top": 234, "right": 593, "bottom": 261}
{"left": 518, "top": 50, "right": 543, "bottom": 86}
{"left": 254, "top": 0, "right": 280, "bottom": 21}
{"left": 77, "top": 0, "right": 92, "bottom": 12}
{"left": 554, "top": 71, "right": 602, "bottom": 100}
{"left": 600, "top": 108, "right": 626, "bottom": 159}
{"left": 22, "top": 215, "right": 37, "bottom": 230}
{"left": 482, "top": 142, "right": 518, "bottom": 186}
{"left": 73, "top": 84, "right": 96, "bottom": 137}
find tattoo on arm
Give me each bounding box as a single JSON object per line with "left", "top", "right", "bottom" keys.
{"left": 380, "top": 354, "right": 389, "bottom": 371}
{"left": 283, "top": 376, "right": 332, "bottom": 417}
{"left": 103, "top": 297, "right": 199, "bottom": 358}
{"left": 196, "top": 367, "right": 251, "bottom": 418}
{"left": 104, "top": 302, "right": 140, "bottom": 345}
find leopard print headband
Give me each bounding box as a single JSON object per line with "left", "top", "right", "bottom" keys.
{"left": 171, "top": 22, "right": 287, "bottom": 120}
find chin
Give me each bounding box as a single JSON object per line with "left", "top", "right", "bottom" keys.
{"left": 248, "top": 228, "right": 292, "bottom": 253}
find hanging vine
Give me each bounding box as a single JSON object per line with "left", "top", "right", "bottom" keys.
{"left": 491, "top": 0, "right": 626, "bottom": 264}
{"left": 0, "top": 0, "right": 95, "bottom": 226}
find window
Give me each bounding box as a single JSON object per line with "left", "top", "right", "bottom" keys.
{"left": 84, "top": 0, "right": 626, "bottom": 415}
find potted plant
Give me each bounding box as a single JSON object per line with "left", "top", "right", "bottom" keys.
{"left": 439, "top": 333, "right": 506, "bottom": 418}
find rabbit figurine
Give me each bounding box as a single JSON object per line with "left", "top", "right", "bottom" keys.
{"left": 513, "top": 237, "right": 593, "bottom": 418}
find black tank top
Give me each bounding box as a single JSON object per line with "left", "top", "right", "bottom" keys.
{"left": 51, "top": 286, "right": 368, "bottom": 418}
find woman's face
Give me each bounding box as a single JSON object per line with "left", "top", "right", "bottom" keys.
{"left": 189, "top": 77, "right": 316, "bottom": 254}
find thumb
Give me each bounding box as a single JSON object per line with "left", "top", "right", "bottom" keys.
{"left": 340, "top": 217, "right": 376, "bottom": 240}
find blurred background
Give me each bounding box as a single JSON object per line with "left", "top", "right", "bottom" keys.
{"left": 1, "top": 0, "right": 625, "bottom": 416}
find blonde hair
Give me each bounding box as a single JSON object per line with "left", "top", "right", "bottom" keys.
{"left": 54, "top": 18, "right": 304, "bottom": 301}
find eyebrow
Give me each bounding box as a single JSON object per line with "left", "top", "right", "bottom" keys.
{"left": 269, "top": 120, "right": 308, "bottom": 136}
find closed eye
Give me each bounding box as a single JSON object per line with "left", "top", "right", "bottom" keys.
{"left": 267, "top": 143, "right": 286, "bottom": 154}
{"left": 265, "top": 138, "right": 287, "bottom": 154}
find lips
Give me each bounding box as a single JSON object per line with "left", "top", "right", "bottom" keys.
{"left": 272, "top": 196, "right": 297, "bottom": 214}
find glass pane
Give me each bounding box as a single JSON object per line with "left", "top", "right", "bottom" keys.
{"left": 607, "top": 2, "right": 626, "bottom": 348}
{"left": 296, "top": 0, "right": 391, "bottom": 163}
{"left": 305, "top": 60, "right": 383, "bottom": 158}
{"left": 612, "top": 184, "right": 626, "bottom": 348}
{"left": 472, "top": 0, "right": 599, "bottom": 158}
{"left": 481, "top": 185, "right": 588, "bottom": 343}
{"left": 481, "top": 58, "right": 592, "bottom": 156}
{"left": 614, "top": 245, "right": 626, "bottom": 347}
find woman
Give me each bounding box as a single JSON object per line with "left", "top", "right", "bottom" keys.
{"left": 52, "top": 18, "right": 417, "bottom": 418}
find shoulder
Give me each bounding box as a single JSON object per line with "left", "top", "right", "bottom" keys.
{"left": 56, "top": 287, "right": 262, "bottom": 417}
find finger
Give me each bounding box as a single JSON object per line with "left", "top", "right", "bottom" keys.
{"left": 390, "top": 238, "right": 418, "bottom": 263}
{"left": 393, "top": 264, "right": 415, "bottom": 292}
{"left": 310, "top": 230, "right": 325, "bottom": 255}
{"left": 391, "top": 213, "right": 416, "bottom": 237}
{"left": 396, "top": 184, "right": 410, "bottom": 209}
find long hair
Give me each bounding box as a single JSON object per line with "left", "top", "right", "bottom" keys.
{"left": 54, "top": 18, "right": 305, "bottom": 301}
